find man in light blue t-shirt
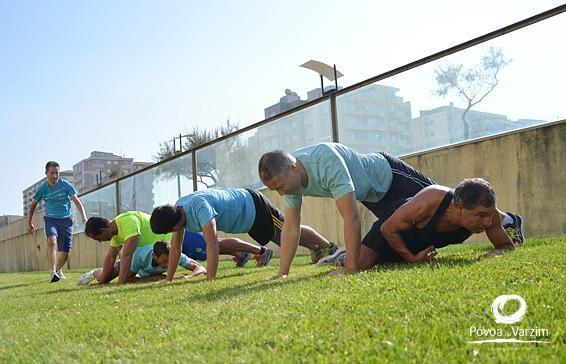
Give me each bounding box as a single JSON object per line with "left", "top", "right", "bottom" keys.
{"left": 150, "top": 188, "right": 335, "bottom": 282}
{"left": 258, "top": 142, "right": 435, "bottom": 278}
{"left": 27, "top": 161, "right": 87, "bottom": 282}
{"left": 131, "top": 241, "right": 206, "bottom": 279}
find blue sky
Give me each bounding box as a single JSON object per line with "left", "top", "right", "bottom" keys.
{"left": 0, "top": 0, "right": 563, "bottom": 215}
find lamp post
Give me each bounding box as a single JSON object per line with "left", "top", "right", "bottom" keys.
{"left": 300, "top": 60, "right": 344, "bottom": 96}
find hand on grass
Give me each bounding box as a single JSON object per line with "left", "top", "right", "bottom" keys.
{"left": 412, "top": 246, "right": 437, "bottom": 263}
{"left": 266, "top": 273, "right": 288, "bottom": 281}
{"left": 186, "top": 267, "right": 207, "bottom": 278}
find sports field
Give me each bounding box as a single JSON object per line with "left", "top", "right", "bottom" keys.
{"left": 0, "top": 237, "right": 564, "bottom": 363}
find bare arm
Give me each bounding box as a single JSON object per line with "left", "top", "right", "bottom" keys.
{"left": 380, "top": 192, "right": 438, "bottom": 263}
{"left": 183, "top": 260, "right": 207, "bottom": 278}
{"left": 71, "top": 195, "right": 87, "bottom": 224}
{"left": 117, "top": 236, "right": 140, "bottom": 284}
{"left": 481, "top": 208, "right": 515, "bottom": 258}
{"left": 98, "top": 247, "right": 120, "bottom": 283}
{"left": 335, "top": 192, "right": 361, "bottom": 273}
{"left": 202, "top": 219, "right": 219, "bottom": 281}
{"left": 27, "top": 200, "right": 39, "bottom": 235}
{"left": 275, "top": 206, "right": 302, "bottom": 278}
{"left": 166, "top": 230, "right": 184, "bottom": 282}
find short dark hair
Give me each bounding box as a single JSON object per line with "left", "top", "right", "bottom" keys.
{"left": 258, "top": 150, "right": 293, "bottom": 180}
{"left": 45, "top": 161, "right": 60, "bottom": 171}
{"left": 454, "top": 178, "right": 496, "bottom": 209}
{"left": 150, "top": 205, "right": 182, "bottom": 234}
{"left": 153, "top": 241, "right": 170, "bottom": 257}
{"left": 85, "top": 217, "right": 111, "bottom": 237}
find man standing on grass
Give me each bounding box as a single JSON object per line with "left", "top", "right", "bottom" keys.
{"left": 258, "top": 142, "right": 524, "bottom": 278}
{"left": 27, "top": 161, "right": 87, "bottom": 282}
{"left": 324, "top": 178, "right": 523, "bottom": 268}
{"left": 150, "top": 188, "right": 336, "bottom": 282}
{"left": 77, "top": 240, "right": 206, "bottom": 285}
{"left": 84, "top": 210, "right": 273, "bottom": 284}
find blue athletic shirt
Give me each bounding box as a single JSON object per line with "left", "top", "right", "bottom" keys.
{"left": 130, "top": 244, "right": 193, "bottom": 278}
{"left": 33, "top": 178, "right": 77, "bottom": 218}
{"left": 175, "top": 188, "right": 255, "bottom": 233}
{"left": 284, "top": 143, "right": 393, "bottom": 208}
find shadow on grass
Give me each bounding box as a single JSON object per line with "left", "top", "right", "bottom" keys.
{"left": 32, "top": 268, "right": 331, "bottom": 303}
{"left": 0, "top": 281, "right": 46, "bottom": 291}
{"left": 367, "top": 256, "right": 478, "bottom": 274}
{"left": 28, "top": 254, "right": 500, "bottom": 298}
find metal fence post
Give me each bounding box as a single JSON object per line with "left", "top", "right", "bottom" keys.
{"left": 330, "top": 94, "right": 340, "bottom": 143}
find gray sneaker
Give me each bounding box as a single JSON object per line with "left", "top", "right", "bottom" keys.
{"left": 232, "top": 252, "right": 251, "bottom": 268}
{"left": 255, "top": 248, "right": 274, "bottom": 267}
{"left": 503, "top": 212, "right": 524, "bottom": 245}
{"left": 317, "top": 247, "right": 346, "bottom": 266}
{"left": 56, "top": 269, "right": 66, "bottom": 279}
{"left": 311, "top": 242, "right": 339, "bottom": 264}
{"left": 76, "top": 269, "right": 97, "bottom": 286}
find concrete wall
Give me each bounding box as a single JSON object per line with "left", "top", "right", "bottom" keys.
{"left": 1, "top": 121, "right": 564, "bottom": 272}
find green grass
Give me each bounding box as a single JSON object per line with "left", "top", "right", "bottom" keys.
{"left": 0, "top": 237, "right": 564, "bottom": 363}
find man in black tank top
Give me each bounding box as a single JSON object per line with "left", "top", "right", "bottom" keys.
{"left": 358, "top": 178, "right": 519, "bottom": 269}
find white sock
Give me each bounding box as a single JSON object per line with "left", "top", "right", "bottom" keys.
{"left": 502, "top": 213, "right": 513, "bottom": 226}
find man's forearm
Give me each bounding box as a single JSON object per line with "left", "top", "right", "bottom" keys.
{"left": 382, "top": 230, "right": 415, "bottom": 262}
{"left": 278, "top": 228, "right": 300, "bottom": 276}
{"left": 99, "top": 254, "right": 116, "bottom": 283}
{"left": 205, "top": 239, "right": 219, "bottom": 280}
{"left": 343, "top": 217, "right": 361, "bottom": 273}
{"left": 166, "top": 244, "right": 182, "bottom": 282}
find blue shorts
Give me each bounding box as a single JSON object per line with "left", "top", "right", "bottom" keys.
{"left": 44, "top": 216, "right": 73, "bottom": 253}
{"left": 182, "top": 231, "right": 207, "bottom": 261}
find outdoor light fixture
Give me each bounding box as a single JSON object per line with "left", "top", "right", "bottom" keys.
{"left": 300, "top": 60, "right": 344, "bottom": 96}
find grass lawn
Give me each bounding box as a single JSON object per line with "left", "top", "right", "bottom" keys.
{"left": 0, "top": 237, "right": 564, "bottom": 363}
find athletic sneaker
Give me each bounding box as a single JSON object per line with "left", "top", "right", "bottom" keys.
{"left": 503, "top": 212, "right": 525, "bottom": 245}
{"left": 317, "top": 247, "right": 346, "bottom": 266}
{"left": 232, "top": 252, "right": 251, "bottom": 268}
{"left": 50, "top": 271, "right": 60, "bottom": 283}
{"left": 56, "top": 269, "right": 66, "bottom": 279}
{"left": 310, "top": 242, "right": 339, "bottom": 264}
{"left": 76, "top": 269, "right": 97, "bottom": 286}
{"left": 255, "top": 248, "right": 274, "bottom": 267}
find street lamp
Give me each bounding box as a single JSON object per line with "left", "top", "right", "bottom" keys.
{"left": 300, "top": 60, "right": 344, "bottom": 96}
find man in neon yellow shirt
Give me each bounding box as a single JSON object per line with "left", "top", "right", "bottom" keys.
{"left": 85, "top": 211, "right": 169, "bottom": 284}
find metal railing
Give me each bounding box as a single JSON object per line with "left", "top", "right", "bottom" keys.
{"left": 73, "top": 5, "right": 566, "bottom": 232}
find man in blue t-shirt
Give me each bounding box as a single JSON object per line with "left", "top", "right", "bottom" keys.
{"left": 150, "top": 188, "right": 335, "bottom": 281}
{"left": 27, "top": 161, "right": 87, "bottom": 282}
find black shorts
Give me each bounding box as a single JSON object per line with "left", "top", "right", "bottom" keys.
{"left": 246, "top": 189, "right": 285, "bottom": 246}
{"left": 361, "top": 198, "right": 412, "bottom": 263}
{"left": 362, "top": 153, "right": 436, "bottom": 220}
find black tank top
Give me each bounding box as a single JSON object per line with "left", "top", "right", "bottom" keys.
{"left": 402, "top": 189, "right": 472, "bottom": 253}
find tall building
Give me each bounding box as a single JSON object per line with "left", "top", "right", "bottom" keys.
{"left": 22, "top": 170, "right": 74, "bottom": 216}
{"left": 411, "top": 104, "right": 538, "bottom": 152}
{"left": 72, "top": 151, "right": 151, "bottom": 194}
{"left": 334, "top": 84, "right": 413, "bottom": 155}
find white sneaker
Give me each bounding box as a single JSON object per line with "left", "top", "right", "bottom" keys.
{"left": 50, "top": 270, "right": 60, "bottom": 283}
{"left": 317, "top": 247, "right": 346, "bottom": 266}
{"left": 76, "top": 269, "right": 97, "bottom": 286}
{"left": 57, "top": 269, "right": 66, "bottom": 279}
